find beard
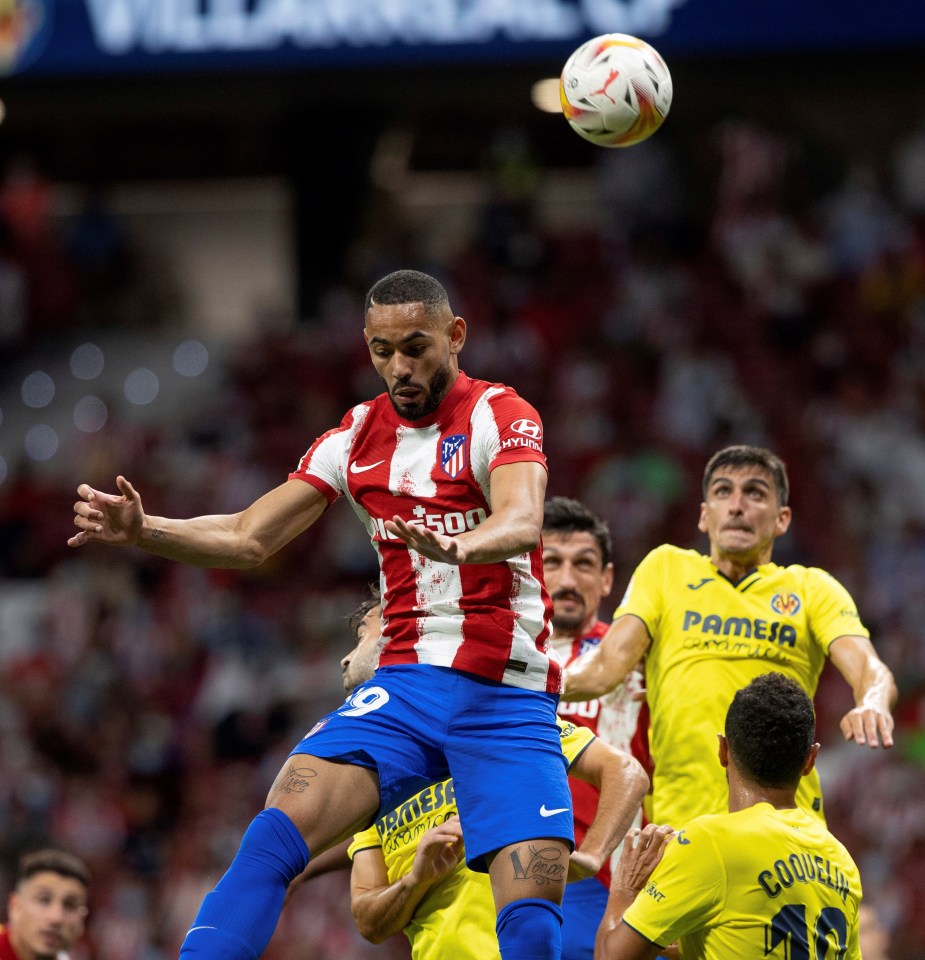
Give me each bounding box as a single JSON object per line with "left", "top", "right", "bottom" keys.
{"left": 550, "top": 592, "right": 587, "bottom": 634}
{"left": 389, "top": 363, "right": 453, "bottom": 420}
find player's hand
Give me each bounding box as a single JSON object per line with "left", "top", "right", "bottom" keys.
{"left": 610, "top": 824, "right": 675, "bottom": 898}
{"left": 385, "top": 516, "right": 466, "bottom": 565}
{"left": 567, "top": 849, "right": 603, "bottom": 882}
{"left": 840, "top": 704, "right": 894, "bottom": 749}
{"left": 69, "top": 476, "right": 145, "bottom": 548}
{"left": 410, "top": 816, "right": 465, "bottom": 884}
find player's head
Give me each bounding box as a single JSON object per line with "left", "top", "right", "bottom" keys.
{"left": 341, "top": 586, "right": 384, "bottom": 694}
{"left": 699, "top": 445, "right": 791, "bottom": 562}
{"left": 542, "top": 496, "right": 614, "bottom": 635}
{"left": 364, "top": 269, "right": 466, "bottom": 421}
{"left": 722, "top": 673, "right": 818, "bottom": 789}
{"left": 8, "top": 849, "right": 90, "bottom": 960}
{"left": 702, "top": 445, "right": 789, "bottom": 506}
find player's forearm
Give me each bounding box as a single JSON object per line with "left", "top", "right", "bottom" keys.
{"left": 138, "top": 514, "right": 267, "bottom": 568}
{"left": 561, "top": 647, "right": 626, "bottom": 700}
{"left": 854, "top": 657, "right": 898, "bottom": 712}
{"left": 581, "top": 756, "right": 650, "bottom": 867}
{"left": 453, "top": 511, "right": 541, "bottom": 564}
{"left": 352, "top": 874, "right": 434, "bottom": 943}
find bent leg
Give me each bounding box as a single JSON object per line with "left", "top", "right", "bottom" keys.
{"left": 488, "top": 838, "right": 570, "bottom": 960}
{"left": 180, "top": 756, "right": 378, "bottom": 960}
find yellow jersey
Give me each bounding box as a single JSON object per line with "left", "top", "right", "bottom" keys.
{"left": 614, "top": 545, "right": 869, "bottom": 826}
{"left": 347, "top": 719, "right": 595, "bottom": 960}
{"left": 622, "top": 803, "right": 862, "bottom": 959}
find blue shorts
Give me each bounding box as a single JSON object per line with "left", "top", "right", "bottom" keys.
{"left": 560, "top": 875, "right": 609, "bottom": 960}
{"left": 291, "top": 663, "right": 573, "bottom": 871}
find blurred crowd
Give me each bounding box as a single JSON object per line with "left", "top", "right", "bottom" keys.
{"left": 1, "top": 109, "right": 925, "bottom": 959}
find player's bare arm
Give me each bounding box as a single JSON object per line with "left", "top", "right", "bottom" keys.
{"left": 386, "top": 460, "right": 546, "bottom": 565}
{"left": 567, "top": 740, "right": 649, "bottom": 882}
{"left": 70, "top": 476, "right": 328, "bottom": 568}
{"left": 594, "top": 824, "right": 676, "bottom": 960}
{"left": 561, "top": 614, "right": 650, "bottom": 702}
{"left": 350, "top": 817, "right": 465, "bottom": 943}
{"left": 828, "top": 634, "right": 897, "bottom": 749}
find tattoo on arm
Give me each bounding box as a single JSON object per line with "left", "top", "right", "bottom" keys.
{"left": 278, "top": 764, "right": 318, "bottom": 794}
{"left": 508, "top": 844, "right": 567, "bottom": 886}
{"left": 150, "top": 528, "right": 164, "bottom": 540}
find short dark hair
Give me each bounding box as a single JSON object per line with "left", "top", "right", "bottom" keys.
{"left": 347, "top": 585, "right": 382, "bottom": 640}
{"left": 542, "top": 496, "right": 613, "bottom": 569}
{"left": 364, "top": 270, "right": 450, "bottom": 316}
{"left": 725, "top": 673, "right": 815, "bottom": 788}
{"left": 16, "top": 849, "right": 90, "bottom": 889}
{"left": 702, "top": 445, "right": 790, "bottom": 506}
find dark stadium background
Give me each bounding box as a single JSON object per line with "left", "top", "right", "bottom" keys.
{"left": 0, "top": 1, "right": 923, "bottom": 957}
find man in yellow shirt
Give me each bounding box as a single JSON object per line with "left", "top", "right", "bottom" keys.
{"left": 596, "top": 672, "right": 862, "bottom": 960}
{"left": 563, "top": 444, "right": 896, "bottom": 827}
{"left": 341, "top": 590, "right": 649, "bottom": 960}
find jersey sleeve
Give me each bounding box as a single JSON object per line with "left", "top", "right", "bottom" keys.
{"left": 621, "top": 820, "right": 726, "bottom": 947}
{"left": 348, "top": 825, "right": 382, "bottom": 861}
{"left": 471, "top": 386, "right": 547, "bottom": 474}
{"left": 611, "top": 546, "right": 667, "bottom": 637}
{"left": 556, "top": 717, "right": 596, "bottom": 767}
{"left": 288, "top": 404, "right": 368, "bottom": 503}
{"left": 805, "top": 567, "right": 870, "bottom": 653}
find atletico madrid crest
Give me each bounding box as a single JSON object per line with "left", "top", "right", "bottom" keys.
{"left": 440, "top": 434, "right": 468, "bottom": 478}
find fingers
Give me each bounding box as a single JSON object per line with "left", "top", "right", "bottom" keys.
{"left": 841, "top": 710, "right": 895, "bottom": 749}
{"left": 116, "top": 475, "right": 137, "bottom": 500}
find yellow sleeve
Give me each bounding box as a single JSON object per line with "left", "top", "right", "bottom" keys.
{"left": 556, "top": 717, "right": 596, "bottom": 767}
{"left": 622, "top": 820, "right": 725, "bottom": 947}
{"left": 347, "top": 825, "right": 382, "bottom": 861}
{"left": 805, "top": 567, "right": 870, "bottom": 652}
{"left": 612, "top": 546, "right": 667, "bottom": 637}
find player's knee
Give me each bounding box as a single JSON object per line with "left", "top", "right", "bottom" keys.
{"left": 496, "top": 898, "right": 563, "bottom": 960}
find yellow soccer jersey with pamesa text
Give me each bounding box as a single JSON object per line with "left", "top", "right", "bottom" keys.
{"left": 347, "top": 718, "right": 595, "bottom": 960}
{"left": 622, "top": 803, "right": 862, "bottom": 959}
{"left": 615, "top": 545, "right": 869, "bottom": 827}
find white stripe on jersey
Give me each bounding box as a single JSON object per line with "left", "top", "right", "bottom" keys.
{"left": 469, "top": 386, "right": 504, "bottom": 499}
{"left": 390, "top": 423, "right": 440, "bottom": 497}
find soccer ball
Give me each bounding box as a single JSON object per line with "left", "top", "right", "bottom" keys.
{"left": 559, "top": 34, "right": 672, "bottom": 148}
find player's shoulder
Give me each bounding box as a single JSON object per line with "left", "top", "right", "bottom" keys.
{"left": 771, "top": 562, "right": 844, "bottom": 589}
{"left": 639, "top": 543, "right": 706, "bottom": 570}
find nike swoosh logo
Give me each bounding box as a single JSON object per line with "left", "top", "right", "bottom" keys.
{"left": 539, "top": 805, "right": 569, "bottom": 817}
{"left": 687, "top": 578, "right": 714, "bottom": 590}
{"left": 350, "top": 459, "right": 385, "bottom": 474}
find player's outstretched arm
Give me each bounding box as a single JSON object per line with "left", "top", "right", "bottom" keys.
{"left": 562, "top": 615, "right": 650, "bottom": 702}
{"left": 385, "top": 460, "right": 546, "bottom": 565}
{"left": 350, "top": 817, "right": 464, "bottom": 943}
{"left": 594, "top": 825, "right": 675, "bottom": 960}
{"left": 70, "top": 476, "right": 329, "bottom": 569}
{"left": 568, "top": 741, "right": 649, "bottom": 882}
{"left": 829, "top": 634, "right": 898, "bottom": 749}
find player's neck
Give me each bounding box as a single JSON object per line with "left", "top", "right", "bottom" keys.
{"left": 711, "top": 550, "right": 772, "bottom": 584}
{"left": 728, "top": 773, "right": 798, "bottom": 813}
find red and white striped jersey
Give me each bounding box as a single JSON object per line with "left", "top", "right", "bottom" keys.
{"left": 290, "top": 372, "right": 559, "bottom": 693}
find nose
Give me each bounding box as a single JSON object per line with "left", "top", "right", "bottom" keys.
{"left": 340, "top": 652, "right": 351, "bottom": 672}
{"left": 391, "top": 352, "right": 414, "bottom": 381}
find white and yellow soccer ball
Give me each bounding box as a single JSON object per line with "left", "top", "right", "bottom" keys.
{"left": 559, "top": 33, "right": 673, "bottom": 148}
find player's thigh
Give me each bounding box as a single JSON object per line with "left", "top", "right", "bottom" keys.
{"left": 266, "top": 753, "right": 380, "bottom": 853}
{"left": 487, "top": 836, "right": 571, "bottom": 910}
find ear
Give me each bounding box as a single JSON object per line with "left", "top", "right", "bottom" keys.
{"left": 601, "top": 562, "right": 615, "bottom": 598}
{"left": 775, "top": 505, "right": 792, "bottom": 536}
{"left": 697, "top": 502, "right": 709, "bottom": 534}
{"left": 802, "top": 743, "right": 820, "bottom": 777}
{"left": 449, "top": 316, "right": 466, "bottom": 354}
{"left": 717, "top": 733, "right": 729, "bottom": 768}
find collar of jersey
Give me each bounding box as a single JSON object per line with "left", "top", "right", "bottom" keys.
{"left": 387, "top": 370, "right": 470, "bottom": 428}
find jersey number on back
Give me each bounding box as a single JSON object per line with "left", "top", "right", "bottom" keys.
{"left": 765, "top": 903, "right": 849, "bottom": 958}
